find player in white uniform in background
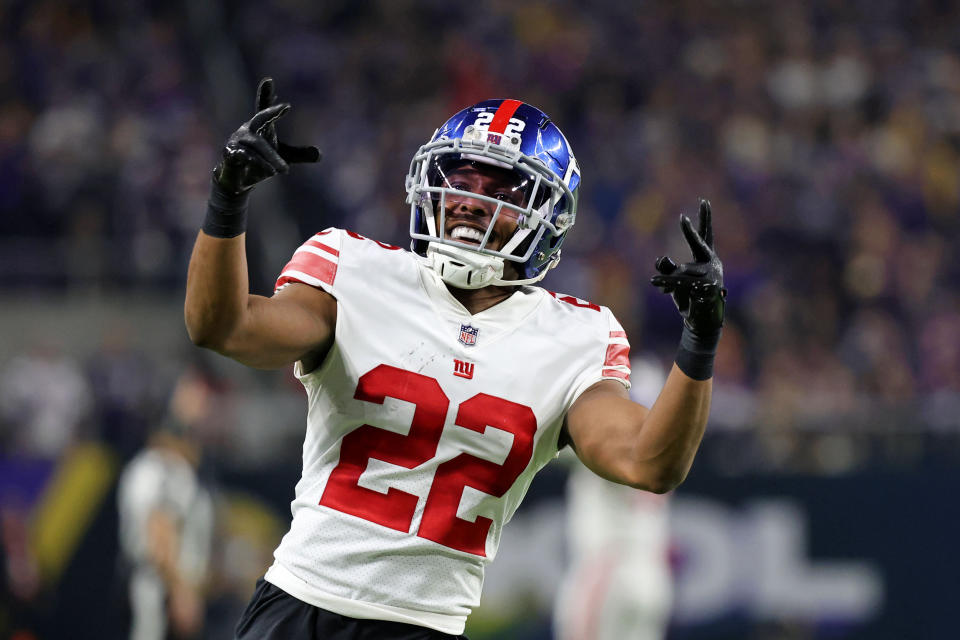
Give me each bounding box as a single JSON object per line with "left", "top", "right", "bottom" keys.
{"left": 184, "top": 78, "right": 726, "bottom": 640}
{"left": 554, "top": 356, "right": 672, "bottom": 640}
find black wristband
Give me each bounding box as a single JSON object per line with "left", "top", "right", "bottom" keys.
{"left": 675, "top": 324, "right": 721, "bottom": 381}
{"left": 202, "top": 179, "right": 251, "bottom": 238}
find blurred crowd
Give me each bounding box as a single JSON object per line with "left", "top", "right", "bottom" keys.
{"left": 1, "top": 0, "right": 959, "bottom": 477}
{"left": 2, "top": 1, "right": 959, "bottom": 637}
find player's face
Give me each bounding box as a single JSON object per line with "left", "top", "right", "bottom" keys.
{"left": 438, "top": 163, "right": 529, "bottom": 252}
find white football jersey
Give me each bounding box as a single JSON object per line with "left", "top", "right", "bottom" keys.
{"left": 264, "top": 228, "right": 631, "bottom": 635}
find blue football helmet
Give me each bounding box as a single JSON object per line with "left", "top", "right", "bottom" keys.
{"left": 406, "top": 99, "right": 581, "bottom": 288}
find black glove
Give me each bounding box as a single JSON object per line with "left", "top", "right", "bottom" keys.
{"left": 651, "top": 199, "right": 726, "bottom": 379}
{"left": 204, "top": 78, "right": 322, "bottom": 238}
{"left": 213, "top": 77, "right": 321, "bottom": 194}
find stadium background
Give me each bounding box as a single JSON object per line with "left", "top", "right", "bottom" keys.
{"left": 1, "top": 0, "right": 958, "bottom": 638}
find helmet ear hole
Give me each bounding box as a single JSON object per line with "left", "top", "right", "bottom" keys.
{"left": 412, "top": 238, "right": 430, "bottom": 255}
{"left": 410, "top": 208, "right": 431, "bottom": 256}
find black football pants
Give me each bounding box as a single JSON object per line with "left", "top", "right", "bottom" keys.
{"left": 235, "top": 578, "right": 469, "bottom": 640}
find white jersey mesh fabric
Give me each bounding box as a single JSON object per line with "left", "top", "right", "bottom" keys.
{"left": 266, "top": 228, "right": 631, "bottom": 634}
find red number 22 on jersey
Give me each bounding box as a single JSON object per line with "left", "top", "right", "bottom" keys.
{"left": 319, "top": 364, "right": 536, "bottom": 556}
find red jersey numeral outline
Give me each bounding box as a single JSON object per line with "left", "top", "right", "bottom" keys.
{"left": 319, "top": 364, "right": 537, "bottom": 556}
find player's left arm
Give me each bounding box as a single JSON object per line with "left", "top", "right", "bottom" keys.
{"left": 564, "top": 199, "right": 725, "bottom": 494}
{"left": 564, "top": 371, "right": 710, "bottom": 494}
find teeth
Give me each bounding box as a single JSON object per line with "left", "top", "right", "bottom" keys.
{"left": 450, "top": 226, "right": 484, "bottom": 242}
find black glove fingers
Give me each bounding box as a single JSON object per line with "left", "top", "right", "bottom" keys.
{"left": 683, "top": 263, "right": 708, "bottom": 278}
{"left": 215, "top": 146, "right": 257, "bottom": 190}
{"left": 249, "top": 103, "right": 290, "bottom": 134}
{"left": 650, "top": 274, "right": 672, "bottom": 288}
{"left": 256, "top": 77, "right": 276, "bottom": 112}
{"left": 221, "top": 144, "right": 251, "bottom": 167}
{"left": 234, "top": 149, "right": 278, "bottom": 181}
{"left": 239, "top": 135, "right": 289, "bottom": 174}
{"left": 278, "top": 143, "right": 323, "bottom": 164}
{"left": 650, "top": 274, "right": 670, "bottom": 289}
{"left": 650, "top": 274, "right": 679, "bottom": 295}
{"left": 651, "top": 273, "right": 704, "bottom": 291}
{"left": 681, "top": 214, "right": 712, "bottom": 263}
{"left": 255, "top": 79, "right": 280, "bottom": 146}
{"left": 212, "top": 79, "right": 320, "bottom": 195}
{"left": 257, "top": 104, "right": 290, "bottom": 136}
{"left": 651, "top": 199, "right": 725, "bottom": 338}
{"left": 655, "top": 255, "right": 679, "bottom": 274}
{"left": 698, "top": 199, "right": 714, "bottom": 249}
{"left": 650, "top": 273, "right": 686, "bottom": 286}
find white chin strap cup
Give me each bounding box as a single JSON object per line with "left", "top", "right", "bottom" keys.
{"left": 427, "top": 243, "right": 504, "bottom": 289}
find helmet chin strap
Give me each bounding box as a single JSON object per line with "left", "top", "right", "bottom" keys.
{"left": 426, "top": 241, "right": 558, "bottom": 289}
{"left": 427, "top": 243, "right": 504, "bottom": 289}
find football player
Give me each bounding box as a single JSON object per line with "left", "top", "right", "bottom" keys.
{"left": 184, "top": 78, "right": 725, "bottom": 640}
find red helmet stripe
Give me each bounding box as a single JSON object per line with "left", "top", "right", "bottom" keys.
{"left": 488, "top": 99, "right": 523, "bottom": 134}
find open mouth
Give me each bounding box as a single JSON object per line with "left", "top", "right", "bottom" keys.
{"left": 447, "top": 225, "right": 487, "bottom": 246}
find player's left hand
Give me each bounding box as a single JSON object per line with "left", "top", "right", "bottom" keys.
{"left": 650, "top": 199, "right": 726, "bottom": 340}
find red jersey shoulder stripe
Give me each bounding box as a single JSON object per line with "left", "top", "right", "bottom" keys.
{"left": 277, "top": 250, "right": 338, "bottom": 288}
{"left": 604, "top": 343, "right": 630, "bottom": 369}
{"left": 601, "top": 368, "right": 630, "bottom": 381}
{"left": 305, "top": 238, "right": 340, "bottom": 257}
{"left": 603, "top": 324, "right": 631, "bottom": 384}
{"left": 275, "top": 231, "right": 343, "bottom": 291}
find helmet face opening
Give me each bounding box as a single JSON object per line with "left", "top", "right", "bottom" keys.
{"left": 430, "top": 158, "right": 547, "bottom": 217}
{"left": 406, "top": 99, "right": 580, "bottom": 287}
{"left": 427, "top": 158, "right": 554, "bottom": 247}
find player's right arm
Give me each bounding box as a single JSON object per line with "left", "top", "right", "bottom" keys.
{"left": 185, "top": 236, "right": 335, "bottom": 369}
{"left": 184, "top": 78, "right": 327, "bottom": 370}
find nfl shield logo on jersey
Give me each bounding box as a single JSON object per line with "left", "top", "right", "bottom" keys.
{"left": 458, "top": 324, "right": 479, "bottom": 346}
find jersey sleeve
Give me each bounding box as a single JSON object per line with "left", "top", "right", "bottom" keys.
{"left": 601, "top": 311, "right": 632, "bottom": 389}
{"left": 275, "top": 228, "right": 344, "bottom": 296}
{"left": 565, "top": 305, "right": 633, "bottom": 417}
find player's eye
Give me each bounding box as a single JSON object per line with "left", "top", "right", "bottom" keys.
{"left": 495, "top": 189, "right": 525, "bottom": 205}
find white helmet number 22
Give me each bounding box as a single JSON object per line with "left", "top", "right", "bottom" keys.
{"left": 472, "top": 111, "right": 526, "bottom": 138}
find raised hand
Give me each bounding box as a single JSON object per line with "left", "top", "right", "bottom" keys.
{"left": 213, "top": 77, "right": 322, "bottom": 195}
{"left": 651, "top": 199, "right": 726, "bottom": 341}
